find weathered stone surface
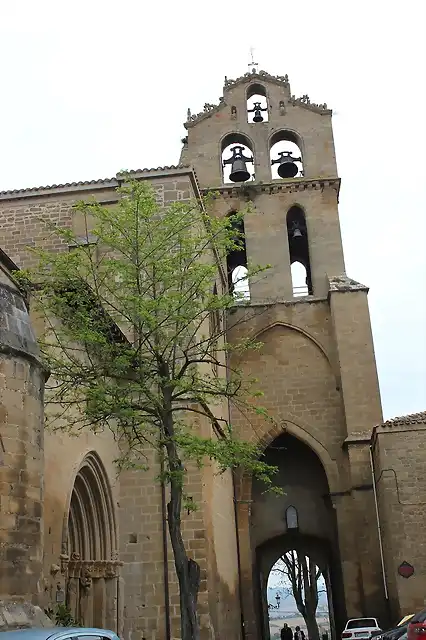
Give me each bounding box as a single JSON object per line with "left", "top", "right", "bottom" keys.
{"left": 0, "top": 600, "right": 54, "bottom": 630}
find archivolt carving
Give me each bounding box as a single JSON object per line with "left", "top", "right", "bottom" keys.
{"left": 63, "top": 452, "right": 118, "bottom": 572}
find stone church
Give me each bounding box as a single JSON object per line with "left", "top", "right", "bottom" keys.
{"left": 1, "top": 69, "right": 425, "bottom": 639}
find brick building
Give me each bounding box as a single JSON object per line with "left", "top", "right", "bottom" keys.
{"left": 0, "top": 69, "right": 423, "bottom": 638}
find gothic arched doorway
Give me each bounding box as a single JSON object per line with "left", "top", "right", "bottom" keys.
{"left": 61, "top": 452, "right": 120, "bottom": 631}
{"left": 250, "top": 433, "right": 346, "bottom": 640}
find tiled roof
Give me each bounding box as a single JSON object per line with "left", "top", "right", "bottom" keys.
{"left": 379, "top": 411, "right": 426, "bottom": 428}
{"left": 0, "top": 165, "right": 190, "bottom": 198}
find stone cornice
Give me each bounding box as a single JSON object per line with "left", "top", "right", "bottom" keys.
{"left": 328, "top": 275, "right": 369, "bottom": 295}
{"left": 343, "top": 433, "right": 373, "bottom": 448}
{"left": 60, "top": 554, "right": 123, "bottom": 580}
{"left": 201, "top": 177, "right": 340, "bottom": 199}
{"left": 224, "top": 69, "right": 291, "bottom": 91}
{"left": 0, "top": 165, "right": 193, "bottom": 201}
{"left": 185, "top": 101, "right": 227, "bottom": 129}
{"left": 288, "top": 95, "right": 332, "bottom": 115}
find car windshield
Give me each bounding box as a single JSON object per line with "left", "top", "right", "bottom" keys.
{"left": 347, "top": 620, "right": 378, "bottom": 629}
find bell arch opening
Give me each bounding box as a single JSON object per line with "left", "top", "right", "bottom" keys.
{"left": 247, "top": 83, "right": 269, "bottom": 123}
{"left": 221, "top": 133, "right": 255, "bottom": 184}
{"left": 287, "top": 206, "right": 313, "bottom": 297}
{"left": 226, "top": 211, "right": 250, "bottom": 301}
{"left": 270, "top": 130, "right": 304, "bottom": 180}
{"left": 250, "top": 433, "right": 346, "bottom": 640}
{"left": 64, "top": 452, "right": 119, "bottom": 630}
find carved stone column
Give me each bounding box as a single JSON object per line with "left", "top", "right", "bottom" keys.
{"left": 93, "top": 578, "right": 106, "bottom": 628}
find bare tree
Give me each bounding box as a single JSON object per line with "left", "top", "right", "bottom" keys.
{"left": 273, "top": 551, "right": 325, "bottom": 640}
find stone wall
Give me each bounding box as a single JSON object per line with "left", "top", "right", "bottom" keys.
{"left": 373, "top": 414, "right": 426, "bottom": 620}
{"left": 0, "top": 256, "right": 46, "bottom": 603}
{"left": 0, "top": 169, "right": 241, "bottom": 640}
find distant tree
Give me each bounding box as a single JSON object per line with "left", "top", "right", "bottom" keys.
{"left": 273, "top": 552, "right": 325, "bottom": 640}
{"left": 18, "top": 177, "right": 277, "bottom": 640}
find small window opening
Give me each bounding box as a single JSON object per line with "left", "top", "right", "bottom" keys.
{"left": 285, "top": 505, "right": 299, "bottom": 530}
{"left": 247, "top": 83, "right": 268, "bottom": 123}
{"left": 291, "top": 262, "right": 308, "bottom": 297}
{"left": 221, "top": 133, "right": 255, "bottom": 184}
{"left": 287, "top": 206, "right": 313, "bottom": 297}
{"left": 226, "top": 213, "right": 250, "bottom": 302}
{"left": 270, "top": 130, "right": 303, "bottom": 179}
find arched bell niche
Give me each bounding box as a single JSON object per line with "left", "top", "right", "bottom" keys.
{"left": 221, "top": 133, "right": 255, "bottom": 184}
{"left": 246, "top": 83, "right": 269, "bottom": 124}
{"left": 287, "top": 205, "right": 313, "bottom": 297}
{"left": 270, "top": 130, "right": 304, "bottom": 180}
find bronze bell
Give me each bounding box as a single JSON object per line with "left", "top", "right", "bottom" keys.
{"left": 271, "top": 151, "right": 302, "bottom": 179}
{"left": 292, "top": 227, "right": 302, "bottom": 239}
{"left": 247, "top": 101, "right": 267, "bottom": 123}
{"left": 252, "top": 102, "right": 264, "bottom": 123}
{"left": 223, "top": 145, "right": 252, "bottom": 183}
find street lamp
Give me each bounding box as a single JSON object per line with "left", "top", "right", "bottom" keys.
{"left": 275, "top": 593, "right": 281, "bottom": 609}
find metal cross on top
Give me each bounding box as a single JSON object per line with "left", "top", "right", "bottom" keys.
{"left": 248, "top": 47, "right": 259, "bottom": 74}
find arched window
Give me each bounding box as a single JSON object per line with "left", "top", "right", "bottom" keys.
{"left": 246, "top": 83, "right": 269, "bottom": 123}
{"left": 270, "top": 130, "right": 304, "bottom": 180}
{"left": 285, "top": 505, "right": 299, "bottom": 530}
{"left": 226, "top": 212, "right": 250, "bottom": 301}
{"left": 287, "top": 206, "right": 313, "bottom": 297}
{"left": 221, "top": 133, "right": 255, "bottom": 184}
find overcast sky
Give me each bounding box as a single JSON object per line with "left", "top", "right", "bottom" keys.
{"left": 1, "top": 1, "right": 425, "bottom": 420}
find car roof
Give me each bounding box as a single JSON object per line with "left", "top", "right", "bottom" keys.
{"left": 0, "top": 628, "right": 117, "bottom": 639}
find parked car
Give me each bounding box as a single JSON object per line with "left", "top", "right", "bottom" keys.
{"left": 342, "top": 618, "right": 382, "bottom": 640}
{"left": 408, "top": 608, "right": 426, "bottom": 640}
{"left": 0, "top": 628, "right": 120, "bottom": 640}
{"left": 378, "top": 607, "right": 426, "bottom": 640}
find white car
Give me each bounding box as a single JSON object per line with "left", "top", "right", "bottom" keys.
{"left": 342, "top": 618, "right": 382, "bottom": 640}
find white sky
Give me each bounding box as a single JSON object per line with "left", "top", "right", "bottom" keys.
{"left": 1, "top": 1, "right": 425, "bottom": 419}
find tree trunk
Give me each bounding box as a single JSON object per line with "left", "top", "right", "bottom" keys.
{"left": 282, "top": 552, "right": 321, "bottom": 640}
{"left": 299, "top": 554, "right": 320, "bottom": 640}
{"left": 160, "top": 367, "right": 201, "bottom": 640}
{"left": 167, "top": 487, "right": 200, "bottom": 640}
{"left": 304, "top": 615, "right": 320, "bottom": 640}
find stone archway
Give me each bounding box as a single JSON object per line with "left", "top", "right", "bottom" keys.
{"left": 247, "top": 433, "right": 346, "bottom": 640}
{"left": 257, "top": 534, "right": 336, "bottom": 640}
{"left": 60, "top": 452, "right": 121, "bottom": 631}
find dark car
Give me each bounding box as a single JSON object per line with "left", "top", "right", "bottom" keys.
{"left": 0, "top": 628, "right": 120, "bottom": 640}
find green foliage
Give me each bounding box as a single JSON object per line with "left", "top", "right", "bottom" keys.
{"left": 44, "top": 604, "right": 79, "bottom": 627}
{"left": 21, "top": 176, "right": 278, "bottom": 491}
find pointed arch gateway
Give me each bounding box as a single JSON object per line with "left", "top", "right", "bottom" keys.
{"left": 237, "top": 433, "right": 346, "bottom": 640}
{"left": 61, "top": 452, "right": 121, "bottom": 632}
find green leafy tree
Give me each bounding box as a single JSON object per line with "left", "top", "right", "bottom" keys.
{"left": 18, "top": 177, "right": 277, "bottom": 640}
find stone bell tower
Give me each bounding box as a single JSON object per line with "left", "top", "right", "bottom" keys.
{"left": 181, "top": 69, "right": 388, "bottom": 639}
